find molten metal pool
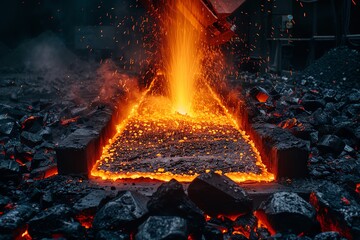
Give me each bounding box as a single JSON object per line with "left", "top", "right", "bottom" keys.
{"left": 91, "top": 83, "right": 274, "bottom": 183}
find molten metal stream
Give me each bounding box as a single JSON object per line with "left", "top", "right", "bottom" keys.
{"left": 164, "top": 0, "right": 202, "bottom": 115}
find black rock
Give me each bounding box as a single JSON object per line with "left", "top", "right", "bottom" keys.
{"left": 233, "top": 213, "right": 257, "bottom": 237}
{"left": 0, "top": 204, "right": 36, "bottom": 233}
{"left": 267, "top": 233, "right": 312, "bottom": 240}
{"left": 313, "top": 231, "right": 346, "bottom": 240}
{"left": 318, "top": 135, "right": 345, "bottom": 155}
{"left": 74, "top": 189, "right": 113, "bottom": 212}
{"left": 249, "top": 227, "right": 270, "bottom": 240}
{"left": 310, "top": 109, "right": 331, "bottom": 127}
{"left": 203, "top": 224, "right": 223, "bottom": 240}
{"left": 0, "top": 195, "right": 11, "bottom": 209}
{"left": 0, "top": 160, "right": 22, "bottom": 183}
{"left": 323, "top": 89, "right": 337, "bottom": 102}
{"left": 0, "top": 120, "right": 15, "bottom": 136}
{"left": 148, "top": 179, "right": 205, "bottom": 234}
{"left": 310, "top": 131, "right": 319, "bottom": 145}
{"left": 250, "top": 124, "right": 309, "bottom": 178}
{"left": 347, "top": 90, "right": 360, "bottom": 103}
{"left": 20, "top": 115, "right": 43, "bottom": 133}
{"left": 334, "top": 122, "right": 356, "bottom": 139}
{"left": 95, "top": 230, "right": 130, "bottom": 240}
{"left": 28, "top": 204, "right": 85, "bottom": 239}
{"left": 188, "top": 172, "right": 253, "bottom": 217}
{"left": 20, "top": 131, "right": 43, "bottom": 147}
{"left": 257, "top": 192, "right": 316, "bottom": 234}
{"left": 30, "top": 151, "right": 52, "bottom": 170}
{"left": 38, "top": 126, "right": 52, "bottom": 140}
{"left": 93, "top": 191, "right": 148, "bottom": 231}
{"left": 309, "top": 182, "right": 360, "bottom": 239}
{"left": 302, "top": 99, "right": 325, "bottom": 111}
{"left": 135, "top": 216, "right": 188, "bottom": 240}
{"left": 331, "top": 115, "right": 349, "bottom": 125}
{"left": 345, "top": 104, "right": 360, "bottom": 118}
{"left": 317, "top": 125, "right": 335, "bottom": 137}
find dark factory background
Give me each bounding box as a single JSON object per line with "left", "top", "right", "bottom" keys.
{"left": 0, "top": 0, "right": 359, "bottom": 73}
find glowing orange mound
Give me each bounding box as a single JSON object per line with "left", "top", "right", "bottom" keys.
{"left": 91, "top": 0, "right": 274, "bottom": 183}
{"left": 91, "top": 84, "right": 274, "bottom": 183}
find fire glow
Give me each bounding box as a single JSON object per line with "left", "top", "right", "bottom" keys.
{"left": 91, "top": 0, "right": 274, "bottom": 183}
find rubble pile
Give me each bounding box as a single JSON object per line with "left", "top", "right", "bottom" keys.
{"left": 0, "top": 36, "right": 359, "bottom": 239}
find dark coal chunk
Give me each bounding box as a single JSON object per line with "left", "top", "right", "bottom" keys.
{"left": 302, "top": 99, "right": 325, "bottom": 111}
{"left": 30, "top": 151, "right": 53, "bottom": 170}
{"left": 56, "top": 128, "right": 100, "bottom": 176}
{"left": 74, "top": 190, "right": 113, "bottom": 212}
{"left": 188, "top": 172, "right": 252, "bottom": 217}
{"left": 0, "top": 195, "right": 11, "bottom": 209}
{"left": 20, "top": 115, "right": 43, "bottom": 133}
{"left": 323, "top": 89, "right": 337, "bottom": 102}
{"left": 332, "top": 115, "right": 349, "bottom": 125}
{"left": 0, "top": 120, "right": 15, "bottom": 136}
{"left": 249, "top": 227, "right": 271, "bottom": 240}
{"left": 0, "top": 160, "right": 22, "bottom": 182}
{"left": 135, "top": 216, "right": 188, "bottom": 240}
{"left": 233, "top": 213, "right": 257, "bottom": 237}
{"left": 310, "top": 109, "right": 331, "bottom": 127}
{"left": 347, "top": 90, "right": 360, "bottom": 103}
{"left": 267, "top": 233, "right": 312, "bottom": 240}
{"left": 345, "top": 104, "right": 360, "bottom": 118}
{"left": 20, "top": 131, "right": 43, "bottom": 147}
{"left": 203, "top": 224, "right": 223, "bottom": 240}
{"left": 28, "top": 204, "right": 85, "bottom": 239}
{"left": 251, "top": 124, "right": 309, "bottom": 178}
{"left": 0, "top": 204, "right": 36, "bottom": 233}
{"left": 38, "top": 126, "right": 52, "bottom": 140}
{"left": 229, "top": 233, "right": 248, "bottom": 240}
{"left": 334, "top": 122, "right": 356, "bottom": 139}
{"left": 310, "top": 132, "right": 319, "bottom": 145}
{"left": 96, "top": 230, "right": 130, "bottom": 240}
{"left": 93, "top": 191, "right": 148, "bottom": 231}
{"left": 310, "top": 182, "right": 360, "bottom": 239}
{"left": 313, "top": 231, "right": 347, "bottom": 240}
{"left": 148, "top": 179, "right": 205, "bottom": 233}
{"left": 257, "top": 192, "right": 316, "bottom": 234}
{"left": 318, "top": 135, "right": 345, "bottom": 155}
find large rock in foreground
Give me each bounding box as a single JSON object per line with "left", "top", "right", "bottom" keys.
{"left": 135, "top": 216, "right": 188, "bottom": 240}
{"left": 310, "top": 182, "right": 360, "bottom": 240}
{"left": 188, "top": 172, "right": 253, "bottom": 217}
{"left": 147, "top": 179, "right": 205, "bottom": 234}
{"left": 93, "top": 191, "right": 148, "bottom": 231}
{"left": 257, "top": 192, "right": 316, "bottom": 234}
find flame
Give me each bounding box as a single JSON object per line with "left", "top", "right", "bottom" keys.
{"left": 254, "top": 211, "right": 276, "bottom": 236}
{"left": 21, "top": 230, "right": 32, "bottom": 240}
{"left": 90, "top": 1, "right": 275, "bottom": 184}
{"left": 163, "top": 0, "right": 202, "bottom": 115}
{"left": 60, "top": 116, "right": 79, "bottom": 126}
{"left": 75, "top": 213, "right": 94, "bottom": 229}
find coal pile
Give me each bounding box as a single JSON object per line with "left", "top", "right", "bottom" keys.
{"left": 298, "top": 46, "right": 360, "bottom": 91}
{"left": 1, "top": 41, "right": 359, "bottom": 239}
{"left": 1, "top": 173, "right": 358, "bottom": 239}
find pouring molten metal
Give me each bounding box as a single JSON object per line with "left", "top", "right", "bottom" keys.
{"left": 91, "top": 0, "right": 274, "bottom": 183}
